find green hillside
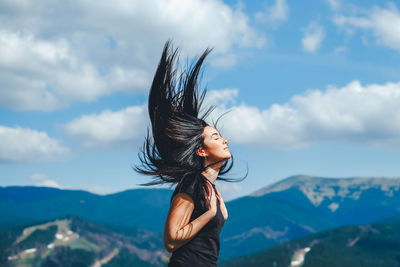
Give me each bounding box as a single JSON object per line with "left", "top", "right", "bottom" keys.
{"left": 221, "top": 216, "right": 400, "bottom": 267}
{"left": 1, "top": 216, "right": 168, "bottom": 267}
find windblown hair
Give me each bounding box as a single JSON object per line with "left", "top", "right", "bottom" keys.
{"left": 135, "top": 41, "right": 238, "bottom": 208}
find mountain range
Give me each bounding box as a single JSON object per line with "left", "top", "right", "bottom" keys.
{"left": 220, "top": 175, "right": 400, "bottom": 259}
{"left": 2, "top": 175, "right": 400, "bottom": 263}
{"left": 0, "top": 186, "right": 172, "bottom": 233}
{"left": 221, "top": 213, "right": 400, "bottom": 267}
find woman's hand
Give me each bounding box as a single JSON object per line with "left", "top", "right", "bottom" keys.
{"left": 206, "top": 183, "right": 217, "bottom": 216}
{"left": 215, "top": 188, "right": 228, "bottom": 221}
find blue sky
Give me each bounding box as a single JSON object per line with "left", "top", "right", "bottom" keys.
{"left": 2, "top": 0, "right": 400, "bottom": 200}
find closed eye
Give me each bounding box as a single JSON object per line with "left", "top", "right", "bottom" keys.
{"left": 211, "top": 133, "right": 220, "bottom": 139}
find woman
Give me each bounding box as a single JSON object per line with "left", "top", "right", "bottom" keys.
{"left": 136, "top": 41, "right": 241, "bottom": 266}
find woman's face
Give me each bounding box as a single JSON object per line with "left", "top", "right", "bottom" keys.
{"left": 199, "top": 125, "right": 231, "bottom": 164}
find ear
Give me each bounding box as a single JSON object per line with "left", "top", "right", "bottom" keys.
{"left": 197, "top": 146, "right": 208, "bottom": 158}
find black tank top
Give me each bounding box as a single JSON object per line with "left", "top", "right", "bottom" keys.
{"left": 168, "top": 176, "right": 225, "bottom": 267}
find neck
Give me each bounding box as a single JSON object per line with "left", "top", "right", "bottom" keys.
{"left": 201, "top": 162, "right": 223, "bottom": 184}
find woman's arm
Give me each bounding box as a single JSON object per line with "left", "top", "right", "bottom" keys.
{"left": 163, "top": 185, "right": 217, "bottom": 252}
{"left": 215, "top": 188, "right": 228, "bottom": 221}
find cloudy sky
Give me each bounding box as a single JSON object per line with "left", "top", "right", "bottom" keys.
{"left": 2, "top": 0, "right": 400, "bottom": 200}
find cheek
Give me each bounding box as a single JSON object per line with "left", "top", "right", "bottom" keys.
{"left": 207, "top": 142, "right": 223, "bottom": 154}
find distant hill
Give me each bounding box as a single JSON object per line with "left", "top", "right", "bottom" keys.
{"left": 251, "top": 175, "right": 400, "bottom": 225}
{"left": 0, "top": 216, "right": 168, "bottom": 267}
{"left": 0, "top": 186, "right": 172, "bottom": 233}
{"left": 220, "top": 191, "right": 336, "bottom": 259}
{"left": 220, "top": 175, "right": 400, "bottom": 259}
{"left": 3, "top": 175, "right": 400, "bottom": 261}
{"left": 220, "top": 213, "right": 400, "bottom": 267}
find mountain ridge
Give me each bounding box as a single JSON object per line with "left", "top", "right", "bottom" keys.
{"left": 251, "top": 174, "right": 400, "bottom": 206}
{"left": 4, "top": 175, "right": 400, "bottom": 260}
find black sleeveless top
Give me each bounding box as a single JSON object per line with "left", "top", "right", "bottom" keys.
{"left": 168, "top": 176, "right": 225, "bottom": 267}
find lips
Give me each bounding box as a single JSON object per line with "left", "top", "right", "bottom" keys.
{"left": 224, "top": 147, "right": 229, "bottom": 150}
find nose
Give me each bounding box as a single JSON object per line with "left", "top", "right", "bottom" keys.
{"left": 223, "top": 138, "right": 228, "bottom": 144}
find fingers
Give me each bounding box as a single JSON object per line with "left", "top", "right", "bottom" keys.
{"left": 211, "top": 186, "right": 216, "bottom": 199}
{"left": 206, "top": 183, "right": 216, "bottom": 197}
{"left": 214, "top": 188, "right": 223, "bottom": 202}
{"left": 215, "top": 188, "right": 221, "bottom": 198}
{"left": 206, "top": 183, "right": 213, "bottom": 196}
{"left": 205, "top": 184, "right": 216, "bottom": 206}
{"left": 210, "top": 188, "right": 216, "bottom": 202}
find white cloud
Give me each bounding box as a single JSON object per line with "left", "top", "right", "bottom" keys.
{"left": 63, "top": 89, "right": 238, "bottom": 148}
{"left": 326, "top": 0, "right": 341, "bottom": 11}
{"left": 0, "top": 30, "right": 147, "bottom": 111}
{"left": 204, "top": 88, "right": 239, "bottom": 108}
{"left": 64, "top": 105, "right": 148, "bottom": 147}
{"left": 64, "top": 81, "right": 400, "bottom": 151}
{"left": 333, "top": 3, "right": 400, "bottom": 51}
{"left": 37, "top": 179, "right": 61, "bottom": 188}
{"left": 0, "top": 126, "right": 70, "bottom": 162}
{"left": 28, "top": 173, "right": 61, "bottom": 188}
{"left": 301, "top": 21, "right": 325, "bottom": 53}
{"left": 255, "top": 0, "right": 289, "bottom": 28}
{"left": 211, "top": 80, "right": 400, "bottom": 149}
{"left": 0, "top": 0, "right": 266, "bottom": 111}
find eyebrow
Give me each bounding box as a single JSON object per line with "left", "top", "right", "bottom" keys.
{"left": 211, "top": 132, "right": 219, "bottom": 137}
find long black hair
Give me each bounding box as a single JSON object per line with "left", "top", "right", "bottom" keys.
{"left": 135, "top": 41, "right": 242, "bottom": 208}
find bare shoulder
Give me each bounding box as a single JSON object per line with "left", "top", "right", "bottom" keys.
{"left": 170, "top": 193, "right": 195, "bottom": 210}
